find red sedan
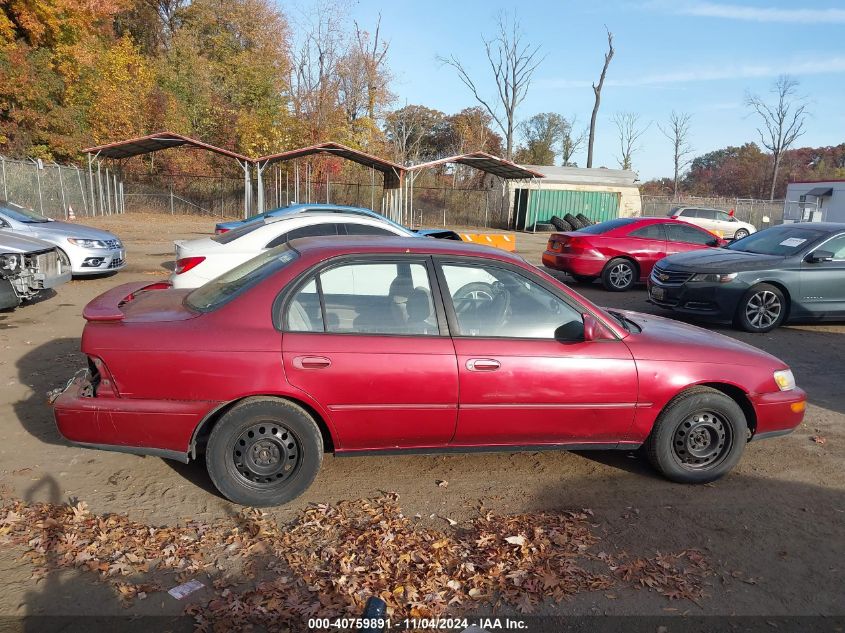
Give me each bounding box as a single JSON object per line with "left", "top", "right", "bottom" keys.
{"left": 542, "top": 217, "right": 726, "bottom": 291}
{"left": 52, "top": 237, "right": 805, "bottom": 506}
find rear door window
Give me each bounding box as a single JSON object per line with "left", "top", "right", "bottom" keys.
{"left": 344, "top": 224, "right": 398, "bottom": 236}
{"left": 266, "top": 223, "right": 340, "bottom": 248}
{"left": 629, "top": 223, "right": 666, "bottom": 240}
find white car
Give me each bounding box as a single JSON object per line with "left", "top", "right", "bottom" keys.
{"left": 171, "top": 213, "right": 415, "bottom": 289}
{"left": 668, "top": 207, "right": 756, "bottom": 240}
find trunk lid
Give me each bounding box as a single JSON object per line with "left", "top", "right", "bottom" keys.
{"left": 83, "top": 281, "right": 198, "bottom": 323}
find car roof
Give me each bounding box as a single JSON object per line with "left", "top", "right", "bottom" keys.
{"left": 263, "top": 211, "right": 400, "bottom": 226}
{"left": 287, "top": 235, "right": 522, "bottom": 262}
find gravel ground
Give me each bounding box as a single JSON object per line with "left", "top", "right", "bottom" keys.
{"left": 0, "top": 213, "right": 843, "bottom": 625}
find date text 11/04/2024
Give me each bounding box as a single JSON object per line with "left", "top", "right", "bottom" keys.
{"left": 307, "top": 617, "right": 528, "bottom": 630}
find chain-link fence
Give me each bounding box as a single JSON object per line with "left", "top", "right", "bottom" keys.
{"left": 0, "top": 156, "right": 104, "bottom": 219}
{"left": 641, "top": 195, "right": 785, "bottom": 229}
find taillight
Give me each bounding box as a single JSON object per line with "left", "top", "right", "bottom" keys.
{"left": 547, "top": 239, "right": 562, "bottom": 252}
{"left": 215, "top": 227, "right": 230, "bottom": 234}
{"left": 671, "top": 215, "right": 680, "bottom": 219}
{"left": 175, "top": 256, "right": 206, "bottom": 274}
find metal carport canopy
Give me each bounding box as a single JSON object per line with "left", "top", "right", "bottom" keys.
{"left": 407, "top": 152, "right": 546, "bottom": 180}
{"left": 404, "top": 152, "right": 544, "bottom": 228}
{"left": 82, "top": 131, "right": 254, "bottom": 215}
{"left": 253, "top": 141, "right": 407, "bottom": 216}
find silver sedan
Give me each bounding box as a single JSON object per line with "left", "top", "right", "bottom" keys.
{"left": 0, "top": 201, "right": 126, "bottom": 275}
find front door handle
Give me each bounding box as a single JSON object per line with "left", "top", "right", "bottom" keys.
{"left": 466, "top": 358, "right": 501, "bottom": 371}
{"left": 293, "top": 356, "right": 332, "bottom": 370}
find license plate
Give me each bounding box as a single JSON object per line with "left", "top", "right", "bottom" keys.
{"left": 651, "top": 286, "right": 665, "bottom": 301}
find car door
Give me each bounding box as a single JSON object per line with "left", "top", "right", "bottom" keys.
{"left": 436, "top": 258, "right": 638, "bottom": 446}
{"left": 799, "top": 233, "right": 845, "bottom": 317}
{"left": 624, "top": 222, "right": 667, "bottom": 279}
{"left": 281, "top": 257, "right": 458, "bottom": 450}
{"left": 665, "top": 223, "right": 719, "bottom": 255}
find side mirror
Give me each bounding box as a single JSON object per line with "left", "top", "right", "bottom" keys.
{"left": 581, "top": 313, "right": 615, "bottom": 342}
{"left": 806, "top": 250, "right": 834, "bottom": 263}
{"left": 707, "top": 238, "right": 720, "bottom": 247}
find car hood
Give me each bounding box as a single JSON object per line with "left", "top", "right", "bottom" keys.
{"left": 29, "top": 220, "right": 120, "bottom": 241}
{"left": 619, "top": 309, "right": 782, "bottom": 366}
{"left": 660, "top": 248, "right": 784, "bottom": 272}
{"left": 0, "top": 229, "right": 56, "bottom": 253}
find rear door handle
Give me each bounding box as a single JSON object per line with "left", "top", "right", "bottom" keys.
{"left": 293, "top": 356, "right": 332, "bottom": 370}
{"left": 466, "top": 358, "right": 501, "bottom": 371}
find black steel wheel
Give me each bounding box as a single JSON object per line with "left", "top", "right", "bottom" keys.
{"left": 206, "top": 398, "right": 323, "bottom": 506}
{"left": 646, "top": 386, "right": 747, "bottom": 483}
{"left": 232, "top": 423, "right": 301, "bottom": 485}
{"left": 601, "top": 258, "right": 637, "bottom": 292}
{"left": 735, "top": 283, "right": 787, "bottom": 333}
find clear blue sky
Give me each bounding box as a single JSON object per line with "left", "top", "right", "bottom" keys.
{"left": 346, "top": 0, "right": 845, "bottom": 180}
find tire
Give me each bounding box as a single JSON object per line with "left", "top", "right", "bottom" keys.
{"left": 645, "top": 386, "right": 747, "bottom": 484}
{"left": 734, "top": 283, "right": 787, "bottom": 333}
{"left": 205, "top": 397, "right": 323, "bottom": 506}
{"left": 532, "top": 222, "right": 555, "bottom": 232}
{"left": 733, "top": 228, "right": 750, "bottom": 240}
{"left": 550, "top": 216, "right": 573, "bottom": 232}
{"left": 564, "top": 213, "right": 585, "bottom": 229}
{"left": 570, "top": 274, "right": 596, "bottom": 284}
{"left": 576, "top": 213, "right": 594, "bottom": 226}
{"left": 601, "top": 257, "right": 637, "bottom": 292}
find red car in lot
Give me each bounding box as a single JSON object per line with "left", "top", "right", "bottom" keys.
{"left": 52, "top": 237, "right": 805, "bottom": 506}
{"left": 543, "top": 217, "right": 726, "bottom": 291}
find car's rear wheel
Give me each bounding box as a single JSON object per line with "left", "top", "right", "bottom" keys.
{"left": 646, "top": 386, "right": 747, "bottom": 483}
{"left": 735, "top": 283, "right": 787, "bottom": 333}
{"left": 206, "top": 398, "right": 323, "bottom": 506}
{"left": 601, "top": 258, "right": 637, "bottom": 291}
{"left": 733, "top": 228, "right": 750, "bottom": 240}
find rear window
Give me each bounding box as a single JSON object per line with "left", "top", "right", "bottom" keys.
{"left": 212, "top": 221, "right": 264, "bottom": 244}
{"left": 185, "top": 245, "right": 299, "bottom": 312}
{"left": 576, "top": 218, "right": 637, "bottom": 234}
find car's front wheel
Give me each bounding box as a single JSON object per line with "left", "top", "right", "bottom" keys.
{"left": 646, "top": 386, "right": 747, "bottom": 483}
{"left": 733, "top": 228, "right": 750, "bottom": 240}
{"left": 735, "top": 283, "right": 787, "bottom": 333}
{"left": 206, "top": 397, "right": 323, "bottom": 506}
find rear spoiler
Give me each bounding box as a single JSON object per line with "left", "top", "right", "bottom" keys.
{"left": 82, "top": 281, "right": 171, "bottom": 322}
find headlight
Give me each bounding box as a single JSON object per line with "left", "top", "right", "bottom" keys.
{"left": 0, "top": 253, "right": 21, "bottom": 271}
{"left": 68, "top": 238, "right": 108, "bottom": 248}
{"left": 774, "top": 369, "right": 796, "bottom": 391}
{"left": 689, "top": 272, "right": 738, "bottom": 283}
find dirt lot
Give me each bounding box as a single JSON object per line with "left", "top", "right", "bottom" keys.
{"left": 0, "top": 213, "right": 843, "bottom": 628}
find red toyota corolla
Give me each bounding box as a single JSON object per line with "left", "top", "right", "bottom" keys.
{"left": 52, "top": 237, "right": 805, "bottom": 506}
{"left": 542, "top": 217, "right": 726, "bottom": 291}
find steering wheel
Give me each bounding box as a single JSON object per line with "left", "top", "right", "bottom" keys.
{"left": 485, "top": 287, "right": 511, "bottom": 327}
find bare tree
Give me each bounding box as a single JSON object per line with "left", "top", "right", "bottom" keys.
{"left": 658, "top": 111, "right": 694, "bottom": 199}
{"left": 438, "top": 14, "right": 544, "bottom": 160}
{"left": 746, "top": 75, "right": 809, "bottom": 200}
{"left": 587, "top": 27, "right": 614, "bottom": 168}
{"left": 612, "top": 112, "right": 649, "bottom": 171}
{"left": 560, "top": 115, "right": 587, "bottom": 166}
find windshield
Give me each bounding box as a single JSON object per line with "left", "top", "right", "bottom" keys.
{"left": 0, "top": 200, "right": 49, "bottom": 223}
{"left": 576, "top": 218, "right": 637, "bottom": 234}
{"left": 726, "top": 226, "right": 827, "bottom": 256}
{"left": 185, "top": 245, "right": 299, "bottom": 311}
